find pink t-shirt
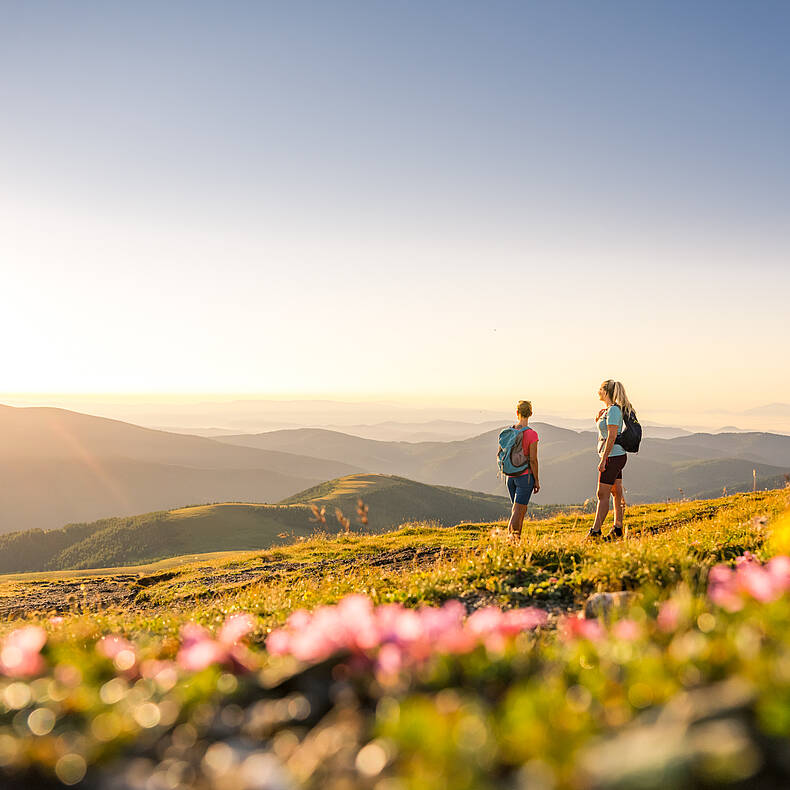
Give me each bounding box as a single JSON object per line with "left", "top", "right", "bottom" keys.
{"left": 517, "top": 427, "right": 539, "bottom": 476}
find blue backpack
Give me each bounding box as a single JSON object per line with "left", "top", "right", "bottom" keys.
{"left": 497, "top": 426, "right": 530, "bottom": 476}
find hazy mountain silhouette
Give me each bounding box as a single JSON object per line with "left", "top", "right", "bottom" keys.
{"left": 219, "top": 425, "right": 790, "bottom": 503}
{"left": 0, "top": 405, "right": 360, "bottom": 532}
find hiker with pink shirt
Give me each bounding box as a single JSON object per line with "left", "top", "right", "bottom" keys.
{"left": 496, "top": 400, "right": 540, "bottom": 540}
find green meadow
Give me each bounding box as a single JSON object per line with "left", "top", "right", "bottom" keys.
{"left": 0, "top": 474, "right": 559, "bottom": 574}
{"left": 0, "top": 487, "right": 788, "bottom": 789}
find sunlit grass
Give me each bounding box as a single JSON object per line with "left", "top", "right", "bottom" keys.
{"left": 0, "top": 489, "right": 788, "bottom": 788}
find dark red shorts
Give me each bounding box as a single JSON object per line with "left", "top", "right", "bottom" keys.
{"left": 599, "top": 454, "right": 627, "bottom": 485}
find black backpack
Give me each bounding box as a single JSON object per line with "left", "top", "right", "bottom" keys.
{"left": 615, "top": 410, "right": 642, "bottom": 453}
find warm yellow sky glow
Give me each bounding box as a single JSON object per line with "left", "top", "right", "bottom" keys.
{"left": 2, "top": 4, "right": 788, "bottom": 425}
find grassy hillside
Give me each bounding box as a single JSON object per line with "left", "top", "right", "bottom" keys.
{"left": 0, "top": 474, "right": 518, "bottom": 573}
{"left": 279, "top": 472, "right": 523, "bottom": 524}
{"left": 1, "top": 489, "right": 783, "bottom": 624}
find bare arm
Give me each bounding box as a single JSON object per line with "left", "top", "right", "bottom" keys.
{"left": 529, "top": 442, "right": 540, "bottom": 493}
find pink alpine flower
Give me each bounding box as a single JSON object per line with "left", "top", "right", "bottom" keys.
{"left": 177, "top": 614, "right": 257, "bottom": 673}
{"left": 97, "top": 634, "right": 138, "bottom": 673}
{"left": 657, "top": 600, "right": 681, "bottom": 633}
{"left": 737, "top": 562, "right": 780, "bottom": 603}
{"left": 97, "top": 634, "right": 135, "bottom": 659}
{"left": 735, "top": 551, "right": 756, "bottom": 566}
{"left": 767, "top": 556, "right": 790, "bottom": 590}
{"left": 265, "top": 595, "right": 546, "bottom": 671}
{"left": 559, "top": 615, "right": 604, "bottom": 642}
{"left": 218, "top": 613, "right": 256, "bottom": 645}
{"left": 0, "top": 626, "right": 47, "bottom": 678}
{"left": 612, "top": 619, "right": 641, "bottom": 641}
{"left": 708, "top": 564, "right": 744, "bottom": 612}
{"left": 708, "top": 554, "right": 790, "bottom": 610}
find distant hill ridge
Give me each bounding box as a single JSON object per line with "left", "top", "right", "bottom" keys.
{"left": 218, "top": 425, "right": 790, "bottom": 503}
{"left": 0, "top": 404, "right": 359, "bottom": 532}
{"left": 0, "top": 474, "right": 517, "bottom": 573}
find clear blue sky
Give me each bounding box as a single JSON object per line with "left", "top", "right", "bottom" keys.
{"left": 2, "top": 1, "right": 788, "bottom": 414}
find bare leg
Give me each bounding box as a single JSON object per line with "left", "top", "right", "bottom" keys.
{"left": 613, "top": 479, "right": 625, "bottom": 528}
{"left": 591, "top": 482, "right": 613, "bottom": 533}
{"left": 508, "top": 502, "right": 528, "bottom": 538}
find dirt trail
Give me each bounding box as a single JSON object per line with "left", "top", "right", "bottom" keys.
{"left": 0, "top": 545, "right": 452, "bottom": 618}
{"left": 0, "top": 575, "right": 141, "bottom": 618}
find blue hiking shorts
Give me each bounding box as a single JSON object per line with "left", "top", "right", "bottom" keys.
{"left": 507, "top": 473, "right": 534, "bottom": 506}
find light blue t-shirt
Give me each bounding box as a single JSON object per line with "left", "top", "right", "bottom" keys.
{"left": 597, "top": 404, "right": 626, "bottom": 457}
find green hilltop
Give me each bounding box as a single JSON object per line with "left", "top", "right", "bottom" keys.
{"left": 0, "top": 474, "right": 527, "bottom": 574}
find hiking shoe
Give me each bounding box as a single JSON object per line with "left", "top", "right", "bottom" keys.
{"left": 603, "top": 526, "right": 624, "bottom": 542}
{"left": 586, "top": 528, "right": 604, "bottom": 539}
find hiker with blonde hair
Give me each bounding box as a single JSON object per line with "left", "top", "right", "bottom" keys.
{"left": 587, "top": 380, "right": 639, "bottom": 540}
{"left": 496, "top": 400, "right": 540, "bottom": 540}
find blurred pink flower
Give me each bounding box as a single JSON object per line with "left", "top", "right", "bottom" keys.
{"left": 501, "top": 608, "right": 548, "bottom": 634}
{"left": 613, "top": 619, "right": 641, "bottom": 641}
{"left": 178, "top": 638, "right": 227, "bottom": 671}
{"left": 559, "top": 616, "right": 604, "bottom": 642}
{"left": 97, "top": 634, "right": 135, "bottom": 659}
{"left": 708, "top": 564, "right": 744, "bottom": 612}
{"left": 738, "top": 563, "right": 780, "bottom": 603}
{"left": 735, "top": 551, "right": 756, "bottom": 566}
{"left": 264, "top": 596, "right": 545, "bottom": 671}
{"left": 767, "top": 556, "right": 790, "bottom": 590}
{"left": 0, "top": 626, "right": 47, "bottom": 677}
{"left": 265, "top": 628, "right": 291, "bottom": 656}
{"left": 657, "top": 600, "right": 681, "bottom": 632}
{"left": 376, "top": 643, "right": 403, "bottom": 676}
{"left": 139, "top": 659, "right": 175, "bottom": 679}
{"left": 177, "top": 614, "right": 257, "bottom": 673}
{"left": 467, "top": 607, "right": 504, "bottom": 635}
{"left": 708, "top": 555, "right": 790, "bottom": 610}
{"left": 218, "top": 613, "right": 256, "bottom": 645}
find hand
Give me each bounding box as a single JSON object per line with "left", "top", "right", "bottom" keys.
{"left": 533, "top": 479, "right": 540, "bottom": 494}
{"left": 598, "top": 458, "right": 607, "bottom": 473}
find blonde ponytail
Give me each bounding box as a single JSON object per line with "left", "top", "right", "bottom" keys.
{"left": 602, "top": 380, "right": 635, "bottom": 416}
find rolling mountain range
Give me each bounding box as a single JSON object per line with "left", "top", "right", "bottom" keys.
{"left": 217, "top": 424, "right": 790, "bottom": 504}
{"left": 1, "top": 403, "right": 789, "bottom": 534}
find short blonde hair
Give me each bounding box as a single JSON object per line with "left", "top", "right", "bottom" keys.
{"left": 516, "top": 400, "right": 532, "bottom": 418}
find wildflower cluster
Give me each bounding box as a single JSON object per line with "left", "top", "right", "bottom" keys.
{"left": 178, "top": 613, "right": 257, "bottom": 672}
{"left": 0, "top": 626, "right": 46, "bottom": 677}
{"left": 708, "top": 552, "right": 790, "bottom": 610}
{"left": 266, "top": 594, "right": 547, "bottom": 676}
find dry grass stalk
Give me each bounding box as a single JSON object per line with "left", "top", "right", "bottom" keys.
{"left": 335, "top": 507, "right": 351, "bottom": 533}
{"left": 356, "top": 498, "right": 369, "bottom": 526}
